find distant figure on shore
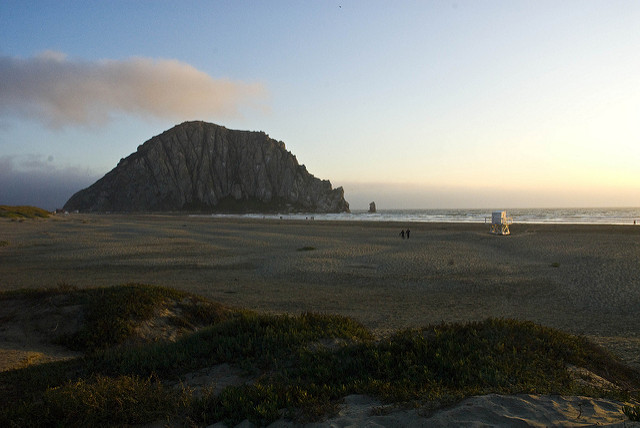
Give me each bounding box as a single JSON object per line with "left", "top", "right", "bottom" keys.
{"left": 406, "top": 229, "right": 410, "bottom": 239}
{"left": 369, "top": 201, "right": 377, "bottom": 213}
{"left": 400, "top": 229, "right": 405, "bottom": 239}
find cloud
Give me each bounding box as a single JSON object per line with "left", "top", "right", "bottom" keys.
{"left": 0, "top": 154, "right": 99, "bottom": 210}
{"left": 0, "top": 51, "right": 268, "bottom": 128}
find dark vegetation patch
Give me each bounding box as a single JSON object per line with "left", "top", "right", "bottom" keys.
{"left": 625, "top": 404, "right": 640, "bottom": 421}
{"left": 297, "top": 246, "right": 316, "bottom": 251}
{"left": 0, "top": 205, "right": 51, "bottom": 219}
{"left": 54, "top": 284, "right": 229, "bottom": 352}
{"left": 1, "top": 285, "right": 638, "bottom": 427}
{"left": 210, "top": 262, "right": 255, "bottom": 271}
{"left": 0, "top": 283, "right": 231, "bottom": 354}
{"left": 0, "top": 282, "right": 78, "bottom": 300}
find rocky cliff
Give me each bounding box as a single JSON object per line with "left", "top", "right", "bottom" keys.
{"left": 64, "top": 121, "right": 350, "bottom": 213}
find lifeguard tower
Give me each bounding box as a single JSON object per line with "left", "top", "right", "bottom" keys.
{"left": 490, "top": 211, "right": 512, "bottom": 235}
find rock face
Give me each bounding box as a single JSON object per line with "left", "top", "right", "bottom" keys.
{"left": 64, "top": 121, "right": 350, "bottom": 213}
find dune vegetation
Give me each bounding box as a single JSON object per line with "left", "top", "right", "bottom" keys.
{"left": 0, "top": 205, "right": 51, "bottom": 219}
{"left": 0, "top": 284, "right": 639, "bottom": 427}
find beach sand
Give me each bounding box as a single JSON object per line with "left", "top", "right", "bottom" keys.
{"left": 2, "top": 214, "right": 639, "bottom": 352}
{"left": 1, "top": 214, "right": 639, "bottom": 425}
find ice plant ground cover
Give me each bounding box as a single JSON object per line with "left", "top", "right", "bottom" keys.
{"left": 0, "top": 284, "right": 638, "bottom": 426}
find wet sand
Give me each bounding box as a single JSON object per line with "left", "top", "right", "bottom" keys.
{"left": 1, "top": 213, "right": 639, "bottom": 367}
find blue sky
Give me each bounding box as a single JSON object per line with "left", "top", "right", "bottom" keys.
{"left": 1, "top": 1, "right": 638, "bottom": 210}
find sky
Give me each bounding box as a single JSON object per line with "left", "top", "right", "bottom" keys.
{"left": 1, "top": 1, "right": 638, "bottom": 210}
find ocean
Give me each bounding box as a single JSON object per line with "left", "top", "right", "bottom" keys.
{"left": 205, "top": 207, "right": 640, "bottom": 225}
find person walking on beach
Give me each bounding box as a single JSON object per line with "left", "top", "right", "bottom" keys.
{"left": 400, "top": 229, "right": 405, "bottom": 239}
{"left": 406, "top": 229, "right": 410, "bottom": 239}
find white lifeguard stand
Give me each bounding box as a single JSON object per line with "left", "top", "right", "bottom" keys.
{"left": 490, "top": 211, "right": 513, "bottom": 235}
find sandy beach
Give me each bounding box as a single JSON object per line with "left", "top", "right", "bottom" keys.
{"left": 2, "top": 213, "right": 640, "bottom": 426}
{"left": 2, "top": 213, "right": 640, "bottom": 368}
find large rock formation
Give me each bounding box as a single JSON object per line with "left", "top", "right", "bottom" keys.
{"left": 64, "top": 121, "right": 350, "bottom": 213}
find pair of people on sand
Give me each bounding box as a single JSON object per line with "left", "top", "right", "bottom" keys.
{"left": 400, "top": 229, "right": 410, "bottom": 239}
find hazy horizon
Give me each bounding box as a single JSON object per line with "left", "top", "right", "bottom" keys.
{"left": 1, "top": 1, "right": 638, "bottom": 210}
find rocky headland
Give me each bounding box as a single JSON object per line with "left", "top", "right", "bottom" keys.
{"left": 64, "top": 121, "right": 349, "bottom": 213}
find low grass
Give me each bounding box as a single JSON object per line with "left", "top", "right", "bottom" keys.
{"left": 55, "top": 284, "right": 168, "bottom": 351}
{"left": 1, "top": 372, "right": 190, "bottom": 427}
{"left": 90, "top": 311, "right": 372, "bottom": 379}
{"left": 0, "top": 283, "right": 230, "bottom": 353}
{"left": 624, "top": 404, "right": 640, "bottom": 421}
{"left": 0, "top": 282, "right": 78, "bottom": 300}
{"left": 0, "top": 205, "right": 50, "bottom": 219}
{"left": 45, "top": 374, "right": 185, "bottom": 426}
{"left": 1, "top": 285, "right": 639, "bottom": 427}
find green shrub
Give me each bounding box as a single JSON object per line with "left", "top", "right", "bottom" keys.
{"left": 624, "top": 404, "right": 640, "bottom": 421}
{"left": 57, "top": 284, "right": 216, "bottom": 352}
{"left": 41, "top": 374, "right": 184, "bottom": 426}
{"left": 91, "top": 311, "right": 372, "bottom": 377}
{"left": 183, "top": 318, "right": 640, "bottom": 425}
{"left": 2, "top": 284, "right": 639, "bottom": 427}
{"left": 0, "top": 283, "right": 79, "bottom": 301}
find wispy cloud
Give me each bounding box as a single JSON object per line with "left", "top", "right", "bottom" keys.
{"left": 0, "top": 51, "right": 268, "bottom": 128}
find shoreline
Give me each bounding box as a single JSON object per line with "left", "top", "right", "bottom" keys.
{"left": 188, "top": 206, "right": 640, "bottom": 225}
{"left": 50, "top": 211, "right": 640, "bottom": 229}
{"left": 53, "top": 206, "right": 640, "bottom": 227}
